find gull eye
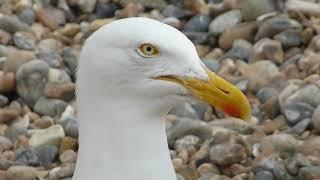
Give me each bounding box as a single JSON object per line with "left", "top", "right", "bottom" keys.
{"left": 137, "top": 43, "right": 160, "bottom": 58}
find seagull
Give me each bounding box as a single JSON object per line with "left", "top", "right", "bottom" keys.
{"left": 74, "top": 17, "right": 251, "bottom": 180}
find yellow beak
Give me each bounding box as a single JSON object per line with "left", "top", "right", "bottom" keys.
{"left": 157, "top": 69, "right": 251, "bottom": 121}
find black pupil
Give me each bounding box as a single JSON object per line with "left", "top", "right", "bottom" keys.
{"left": 146, "top": 47, "right": 152, "bottom": 52}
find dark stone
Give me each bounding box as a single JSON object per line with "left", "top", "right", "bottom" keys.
{"left": 184, "top": 14, "right": 211, "bottom": 32}
{"left": 283, "top": 102, "right": 314, "bottom": 126}
{"left": 36, "top": 145, "right": 58, "bottom": 167}
{"left": 162, "top": 5, "right": 191, "bottom": 19}
{"left": 15, "top": 148, "right": 40, "bottom": 166}
{"left": 96, "top": 2, "right": 118, "bottom": 18}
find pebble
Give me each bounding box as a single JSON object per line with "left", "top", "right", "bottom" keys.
{"left": 59, "top": 137, "right": 77, "bottom": 153}
{"left": 219, "top": 22, "right": 257, "bottom": 50}
{"left": 184, "top": 14, "right": 211, "bottom": 32}
{"left": 15, "top": 148, "right": 40, "bottom": 166}
{"left": 36, "top": 145, "right": 58, "bottom": 167}
{"left": 174, "top": 135, "right": 200, "bottom": 152}
{"left": 274, "top": 30, "right": 302, "bottom": 48}
{"left": 34, "top": 97, "right": 68, "bottom": 118}
{"left": 96, "top": 2, "right": 118, "bottom": 18}
{"left": 224, "top": 39, "right": 253, "bottom": 62}
{"left": 60, "top": 118, "right": 79, "bottom": 139}
{"left": 162, "top": 5, "right": 191, "bottom": 18}
{"left": 166, "top": 117, "right": 212, "bottom": 147}
{"left": 209, "top": 10, "right": 242, "bottom": 36}
{"left": 29, "top": 124, "right": 65, "bottom": 148}
{"left": 36, "top": 52, "right": 64, "bottom": 68}
{"left": 209, "top": 143, "right": 247, "bottom": 166}
{"left": 239, "top": 60, "right": 279, "bottom": 91}
{"left": 0, "top": 15, "right": 31, "bottom": 33}
{"left": 48, "top": 68, "right": 72, "bottom": 83}
{"left": 37, "top": 38, "right": 64, "bottom": 54}
{"left": 5, "top": 125, "right": 28, "bottom": 142}
{"left": 254, "top": 170, "right": 274, "bottom": 180}
{"left": 255, "top": 16, "right": 301, "bottom": 41}
{"left": 18, "top": 8, "right": 35, "bottom": 25}
{"left": 2, "top": 47, "right": 35, "bottom": 73}
{"left": 312, "top": 105, "right": 320, "bottom": 132}
{"left": 48, "top": 163, "right": 75, "bottom": 179}
{"left": 0, "top": 136, "right": 12, "bottom": 152}
{"left": 0, "top": 72, "right": 15, "bottom": 93}
{"left": 298, "top": 166, "right": 320, "bottom": 180}
{"left": 16, "top": 60, "right": 49, "bottom": 107}
{"left": 240, "top": 0, "right": 277, "bottom": 21}
{"left": 59, "top": 150, "right": 77, "bottom": 164}
{"left": 44, "top": 82, "right": 75, "bottom": 101}
{"left": 282, "top": 102, "right": 314, "bottom": 126}
{"left": 6, "top": 165, "right": 37, "bottom": 180}
{"left": 0, "top": 29, "right": 12, "bottom": 45}
{"left": 13, "top": 32, "right": 36, "bottom": 50}
{"left": 253, "top": 38, "right": 284, "bottom": 64}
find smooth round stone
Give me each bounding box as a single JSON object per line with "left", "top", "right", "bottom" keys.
{"left": 0, "top": 136, "right": 12, "bottom": 152}
{"left": 240, "top": 0, "right": 276, "bottom": 21}
{"left": 274, "top": 30, "right": 302, "bottom": 48}
{"left": 48, "top": 163, "right": 75, "bottom": 179}
{"left": 224, "top": 39, "right": 253, "bottom": 62}
{"left": 44, "top": 82, "right": 75, "bottom": 101}
{"left": 37, "top": 38, "right": 64, "bottom": 54}
{"left": 257, "top": 87, "right": 278, "bottom": 103}
{"left": 201, "top": 59, "right": 220, "bottom": 72}
{"left": 16, "top": 60, "right": 49, "bottom": 107}
{"left": 0, "top": 94, "right": 8, "bottom": 107}
{"left": 255, "top": 16, "right": 302, "bottom": 41}
{"left": 34, "top": 97, "right": 68, "bottom": 118}
{"left": 6, "top": 166, "right": 37, "bottom": 180}
{"left": 259, "top": 134, "right": 300, "bottom": 154}
{"left": 0, "top": 156, "right": 14, "bottom": 170}
{"left": 61, "top": 118, "right": 79, "bottom": 139}
{"left": 48, "top": 68, "right": 71, "bottom": 83}
{"left": 298, "top": 166, "right": 320, "bottom": 180}
{"left": 209, "top": 10, "right": 242, "bottom": 36}
{"left": 219, "top": 22, "right": 257, "bottom": 50}
{"left": 96, "top": 2, "right": 118, "bottom": 18}
{"left": 5, "top": 125, "right": 28, "bottom": 142}
{"left": 253, "top": 38, "right": 284, "bottom": 64}
{"left": 209, "top": 143, "right": 247, "bottom": 166}
{"left": 36, "top": 145, "right": 58, "bottom": 167}
{"left": 0, "top": 72, "right": 15, "bottom": 93}
{"left": 29, "top": 124, "right": 65, "bottom": 148}
{"left": 166, "top": 117, "right": 212, "bottom": 147}
{"left": 286, "top": 84, "right": 320, "bottom": 108}
{"left": 162, "top": 4, "right": 191, "bottom": 18}
{"left": 33, "top": 116, "right": 54, "bottom": 129}
{"left": 174, "top": 135, "right": 200, "bottom": 152}
{"left": 184, "top": 32, "right": 210, "bottom": 44}
{"left": 254, "top": 170, "right": 275, "bottom": 180}
{"left": 286, "top": 118, "right": 311, "bottom": 135}
{"left": 13, "top": 32, "right": 36, "bottom": 50}
{"left": 183, "top": 14, "right": 211, "bottom": 32}
{"left": 78, "top": 0, "right": 97, "bottom": 13}
{"left": 0, "top": 15, "right": 31, "bottom": 33}
{"left": 36, "top": 52, "right": 64, "bottom": 68}
{"left": 18, "top": 8, "right": 35, "bottom": 25}
{"left": 15, "top": 148, "right": 40, "bottom": 166}
{"left": 312, "top": 105, "right": 320, "bottom": 132}
{"left": 283, "top": 102, "right": 314, "bottom": 126}
{"left": 59, "top": 150, "right": 77, "bottom": 164}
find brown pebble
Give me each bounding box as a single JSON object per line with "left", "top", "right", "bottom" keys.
{"left": 0, "top": 72, "right": 15, "bottom": 93}
{"left": 44, "top": 82, "right": 75, "bottom": 101}
{"left": 59, "top": 137, "right": 78, "bottom": 154}
{"left": 0, "top": 30, "right": 11, "bottom": 45}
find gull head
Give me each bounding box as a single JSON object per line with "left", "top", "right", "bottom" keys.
{"left": 77, "top": 17, "right": 251, "bottom": 121}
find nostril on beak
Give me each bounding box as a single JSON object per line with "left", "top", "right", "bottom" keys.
{"left": 218, "top": 88, "right": 230, "bottom": 95}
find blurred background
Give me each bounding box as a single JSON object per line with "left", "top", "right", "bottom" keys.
{"left": 0, "top": 0, "right": 320, "bottom": 179}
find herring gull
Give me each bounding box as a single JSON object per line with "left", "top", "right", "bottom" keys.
{"left": 74, "top": 17, "right": 251, "bottom": 180}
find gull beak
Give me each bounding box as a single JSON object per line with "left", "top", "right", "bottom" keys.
{"left": 156, "top": 69, "right": 251, "bottom": 121}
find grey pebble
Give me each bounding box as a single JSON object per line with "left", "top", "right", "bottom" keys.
{"left": 16, "top": 60, "right": 49, "bottom": 107}
{"left": 34, "top": 97, "right": 68, "bottom": 118}
{"left": 209, "top": 10, "right": 242, "bottom": 36}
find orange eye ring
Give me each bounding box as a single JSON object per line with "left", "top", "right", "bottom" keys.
{"left": 137, "top": 43, "right": 160, "bottom": 58}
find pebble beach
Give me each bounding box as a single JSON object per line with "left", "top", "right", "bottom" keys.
{"left": 0, "top": 0, "right": 320, "bottom": 179}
